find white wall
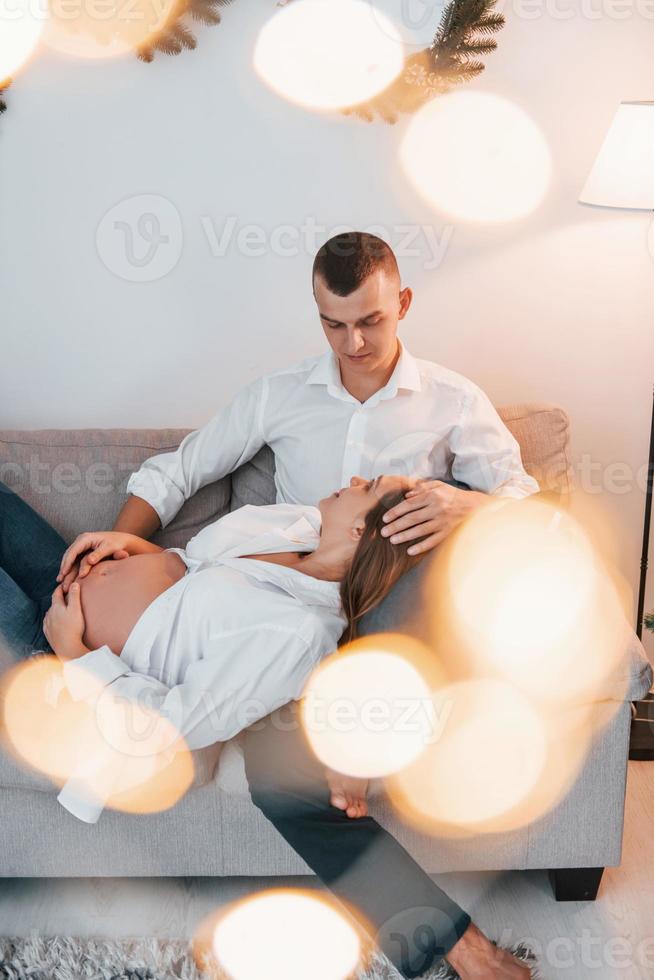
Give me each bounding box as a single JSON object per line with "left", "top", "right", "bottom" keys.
{"left": 1, "top": 0, "right": 653, "bottom": 650}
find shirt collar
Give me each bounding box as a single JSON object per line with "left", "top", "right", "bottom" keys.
{"left": 391, "top": 340, "right": 422, "bottom": 393}
{"left": 217, "top": 556, "right": 344, "bottom": 612}
{"left": 305, "top": 339, "right": 422, "bottom": 403}
{"left": 182, "top": 505, "right": 342, "bottom": 613}
{"left": 224, "top": 508, "right": 322, "bottom": 560}
{"left": 227, "top": 507, "right": 342, "bottom": 611}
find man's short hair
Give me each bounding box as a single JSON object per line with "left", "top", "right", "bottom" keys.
{"left": 312, "top": 232, "right": 400, "bottom": 297}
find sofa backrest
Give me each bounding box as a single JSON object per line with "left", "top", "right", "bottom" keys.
{"left": 0, "top": 402, "right": 572, "bottom": 546}
{"left": 0, "top": 428, "right": 229, "bottom": 549}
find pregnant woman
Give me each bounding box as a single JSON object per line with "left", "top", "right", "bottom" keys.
{"left": 0, "top": 474, "right": 418, "bottom": 716}
{"left": 0, "top": 475, "right": 423, "bottom": 815}
{"left": 0, "top": 479, "right": 533, "bottom": 980}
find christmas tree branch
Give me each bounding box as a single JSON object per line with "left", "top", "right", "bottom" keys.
{"left": 137, "top": 0, "right": 233, "bottom": 61}
{"left": 347, "top": 0, "right": 505, "bottom": 123}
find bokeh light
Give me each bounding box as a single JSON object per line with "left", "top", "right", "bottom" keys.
{"left": 209, "top": 890, "right": 361, "bottom": 980}
{"left": 253, "top": 0, "right": 405, "bottom": 111}
{"left": 0, "top": 655, "right": 97, "bottom": 783}
{"left": 301, "top": 635, "right": 443, "bottom": 778}
{"left": 388, "top": 678, "right": 550, "bottom": 834}
{"left": 0, "top": 0, "right": 46, "bottom": 82}
{"left": 0, "top": 655, "right": 194, "bottom": 815}
{"left": 368, "top": 0, "right": 448, "bottom": 50}
{"left": 399, "top": 92, "right": 552, "bottom": 223}
{"left": 382, "top": 493, "right": 634, "bottom": 835}
{"left": 428, "top": 495, "right": 627, "bottom": 708}
{"left": 44, "top": 0, "right": 178, "bottom": 60}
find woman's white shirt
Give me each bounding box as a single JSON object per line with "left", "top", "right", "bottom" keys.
{"left": 57, "top": 504, "right": 345, "bottom": 823}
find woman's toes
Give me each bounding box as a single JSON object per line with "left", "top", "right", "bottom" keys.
{"left": 330, "top": 791, "right": 348, "bottom": 810}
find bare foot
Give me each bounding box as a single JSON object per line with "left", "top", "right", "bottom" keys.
{"left": 446, "top": 923, "right": 532, "bottom": 979}
{"left": 325, "top": 769, "right": 369, "bottom": 819}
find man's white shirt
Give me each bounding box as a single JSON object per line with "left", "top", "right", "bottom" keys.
{"left": 57, "top": 504, "right": 345, "bottom": 823}
{"left": 126, "top": 341, "right": 539, "bottom": 524}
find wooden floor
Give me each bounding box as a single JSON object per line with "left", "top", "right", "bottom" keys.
{"left": 1, "top": 763, "right": 652, "bottom": 979}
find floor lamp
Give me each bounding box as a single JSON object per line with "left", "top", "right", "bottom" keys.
{"left": 579, "top": 101, "right": 654, "bottom": 758}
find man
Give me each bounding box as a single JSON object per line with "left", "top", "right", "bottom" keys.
{"left": 94, "top": 235, "right": 535, "bottom": 552}
{"left": 62, "top": 233, "right": 538, "bottom": 978}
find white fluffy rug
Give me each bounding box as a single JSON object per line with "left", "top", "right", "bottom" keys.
{"left": 0, "top": 936, "right": 540, "bottom": 979}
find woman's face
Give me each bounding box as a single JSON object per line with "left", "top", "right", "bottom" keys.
{"left": 318, "top": 474, "right": 408, "bottom": 540}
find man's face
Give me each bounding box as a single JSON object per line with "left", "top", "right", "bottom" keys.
{"left": 313, "top": 269, "right": 412, "bottom": 374}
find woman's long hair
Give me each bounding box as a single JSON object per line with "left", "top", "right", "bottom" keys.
{"left": 339, "top": 488, "right": 431, "bottom": 645}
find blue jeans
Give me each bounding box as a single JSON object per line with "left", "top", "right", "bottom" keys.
{"left": 0, "top": 481, "right": 67, "bottom": 658}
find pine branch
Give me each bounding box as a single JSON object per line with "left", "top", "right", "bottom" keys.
{"left": 450, "top": 59, "right": 485, "bottom": 81}
{"left": 433, "top": 0, "right": 457, "bottom": 45}
{"left": 348, "top": 0, "right": 505, "bottom": 122}
{"left": 171, "top": 21, "right": 197, "bottom": 49}
{"left": 136, "top": 0, "right": 232, "bottom": 60}
{"left": 473, "top": 12, "right": 506, "bottom": 34}
{"left": 187, "top": 0, "right": 222, "bottom": 25}
{"left": 432, "top": 0, "right": 503, "bottom": 60}
{"left": 0, "top": 80, "right": 11, "bottom": 114}
{"left": 437, "top": 0, "right": 490, "bottom": 41}
{"left": 459, "top": 38, "right": 498, "bottom": 55}
{"left": 152, "top": 31, "right": 185, "bottom": 55}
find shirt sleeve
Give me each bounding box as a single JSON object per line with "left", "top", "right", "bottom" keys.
{"left": 125, "top": 375, "right": 268, "bottom": 528}
{"left": 57, "top": 626, "right": 321, "bottom": 823}
{"left": 450, "top": 385, "right": 540, "bottom": 499}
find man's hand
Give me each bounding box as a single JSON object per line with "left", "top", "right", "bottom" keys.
{"left": 60, "top": 557, "right": 83, "bottom": 595}
{"left": 381, "top": 480, "right": 489, "bottom": 555}
{"left": 57, "top": 532, "right": 135, "bottom": 592}
{"left": 43, "top": 584, "right": 90, "bottom": 662}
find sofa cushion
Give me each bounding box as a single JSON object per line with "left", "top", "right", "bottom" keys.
{"left": 0, "top": 741, "right": 59, "bottom": 794}
{"left": 0, "top": 429, "right": 231, "bottom": 549}
{"left": 230, "top": 444, "right": 277, "bottom": 512}
{"left": 499, "top": 403, "right": 573, "bottom": 494}
{"left": 355, "top": 554, "right": 653, "bottom": 702}
{"left": 357, "top": 556, "right": 434, "bottom": 644}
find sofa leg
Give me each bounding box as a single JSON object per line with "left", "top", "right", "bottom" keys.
{"left": 549, "top": 867, "right": 604, "bottom": 901}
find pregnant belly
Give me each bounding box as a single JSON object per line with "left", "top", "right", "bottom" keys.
{"left": 79, "top": 552, "right": 186, "bottom": 655}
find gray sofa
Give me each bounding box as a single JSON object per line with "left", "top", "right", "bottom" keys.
{"left": 0, "top": 405, "right": 651, "bottom": 901}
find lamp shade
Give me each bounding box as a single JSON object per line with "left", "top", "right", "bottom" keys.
{"left": 579, "top": 101, "right": 654, "bottom": 210}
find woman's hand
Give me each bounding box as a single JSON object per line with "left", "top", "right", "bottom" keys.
{"left": 57, "top": 532, "right": 137, "bottom": 591}
{"left": 43, "top": 584, "right": 90, "bottom": 662}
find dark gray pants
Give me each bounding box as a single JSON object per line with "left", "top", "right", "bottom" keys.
{"left": 243, "top": 703, "right": 471, "bottom": 979}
